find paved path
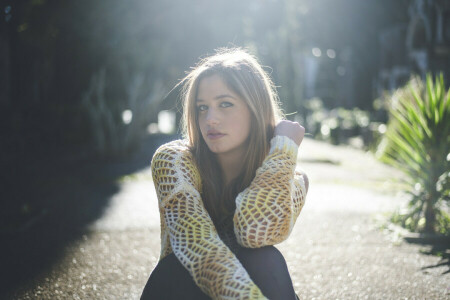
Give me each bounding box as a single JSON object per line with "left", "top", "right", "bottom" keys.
{"left": 6, "top": 138, "right": 450, "bottom": 299}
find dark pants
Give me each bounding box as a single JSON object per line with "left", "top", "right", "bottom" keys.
{"left": 141, "top": 246, "right": 298, "bottom": 300}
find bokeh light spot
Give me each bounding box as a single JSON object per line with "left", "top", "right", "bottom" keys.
{"left": 312, "top": 48, "right": 322, "bottom": 57}
{"left": 337, "top": 66, "right": 346, "bottom": 76}
{"left": 122, "top": 110, "right": 133, "bottom": 125}
{"left": 326, "top": 49, "right": 336, "bottom": 59}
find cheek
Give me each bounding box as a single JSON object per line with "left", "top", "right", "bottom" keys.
{"left": 232, "top": 110, "right": 252, "bottom": 139}
{"left": 243, "top": 116, "right": 252, "bottom": 139}
{"left": 197, "top": 115, "right": 206, "bottom": 133}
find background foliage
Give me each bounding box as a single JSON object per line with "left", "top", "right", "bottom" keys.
{"left": 2, "top": 0, "right": 408, "bottom": 160}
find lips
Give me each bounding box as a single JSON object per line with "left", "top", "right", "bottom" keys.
{"left": 207, "top": 129, "right": 226, "bottom": 140}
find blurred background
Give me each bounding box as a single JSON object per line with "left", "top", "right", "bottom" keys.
{"left": 1, "top": 0, "right": 450, "bottom": 298}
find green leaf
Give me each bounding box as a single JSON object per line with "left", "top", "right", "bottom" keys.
{"left": 426, "top": 74, "right": 436, "bottom": 117}
{"left": 385, "top": 133, "right": 423, "bottom": 173}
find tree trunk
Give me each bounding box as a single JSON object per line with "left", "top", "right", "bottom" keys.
{"left": 424, "top": 194, "right": 436, "bottom": 233}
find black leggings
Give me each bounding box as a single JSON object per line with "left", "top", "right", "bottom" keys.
{"left": 141, "top": 246, "right": 297, "bottom": 300}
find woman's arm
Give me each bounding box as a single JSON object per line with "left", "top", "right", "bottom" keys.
{"left": 233, "top": 135, "right": 308, "bottom": 248}
{"left": 151, "top": 140, "right": 267, "bottom": 300}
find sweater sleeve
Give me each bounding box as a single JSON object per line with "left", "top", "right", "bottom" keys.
{"left": 151, "top": 140, "right": 267, "bottom": 300}
{"left": 233, "top": 135, "right": 307, "bottom": 248}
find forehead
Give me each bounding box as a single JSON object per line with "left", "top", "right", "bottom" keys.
{"left": 196, "top": 74, "right": 237, "bottom": 100}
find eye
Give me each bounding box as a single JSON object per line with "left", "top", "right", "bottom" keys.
{"left": 219, "top": 101, "right": 233, "bottom": 108}
{"left": 196, "top": 104, "right": 208, "bottom": 112}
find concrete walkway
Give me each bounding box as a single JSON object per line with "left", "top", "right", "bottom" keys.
{"left": 6, "top": 137, "right": 450, "bottom": 299}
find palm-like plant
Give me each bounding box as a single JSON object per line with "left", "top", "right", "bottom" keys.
{"left": 377, "top": 74, "right": 450, "bottom": 234}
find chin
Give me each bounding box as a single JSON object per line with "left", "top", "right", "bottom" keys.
{"left": 207, "top": 145, "right": 224, "bottom": 154}
{"left": 203, "top": 139, "right": 223, "bottom": 153}
{"left": 206, "top": 142, "right": 231, "bottom": 154}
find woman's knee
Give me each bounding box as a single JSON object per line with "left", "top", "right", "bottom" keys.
{"left": 141, "top": 254, "right": 176, "bottom": 299}
{"left": 141, "top": 253, "right": 210, "bottom": 300}
{"left": 237, "top": 246, "right": 296, "bottom": 300}
{"left": 238, "top": 246, "right": 288, "bottom": 271}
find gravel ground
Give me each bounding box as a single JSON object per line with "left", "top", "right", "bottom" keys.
{"left": 4, "top": 137, "right": 450, "bottom": 299}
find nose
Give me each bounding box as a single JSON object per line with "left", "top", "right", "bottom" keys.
{"left": 205, "top": 108, "right": 219, "bottom": 125}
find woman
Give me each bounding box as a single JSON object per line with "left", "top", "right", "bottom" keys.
{"left": 141, "top": 48, "right": 308, "bottom": 299}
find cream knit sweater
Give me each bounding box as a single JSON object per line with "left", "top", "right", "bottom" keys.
{"left": 150, "top": 135, "right": 307, "bottom": 299}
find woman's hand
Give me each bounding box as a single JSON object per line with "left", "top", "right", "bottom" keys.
{"left": 274, "top": 120, "right": 305, "bottom": 146}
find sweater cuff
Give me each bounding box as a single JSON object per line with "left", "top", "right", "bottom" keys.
{"left": 269, "top": 135, "right": 299, "bottom": 162}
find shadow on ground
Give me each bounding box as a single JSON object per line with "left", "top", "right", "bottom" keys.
{"left": 404, "top": 236, "right": 450, "bottom": 275}
{"left": 0, "top": 134, "right": 178, "bottom": 297}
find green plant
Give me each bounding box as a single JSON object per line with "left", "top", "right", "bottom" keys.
{"left": 377, "top": 74, "right": 450, "bottom": 234}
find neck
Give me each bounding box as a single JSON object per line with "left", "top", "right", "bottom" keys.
{"left": 217, "top": 150, "right": 246, "bottom": 185}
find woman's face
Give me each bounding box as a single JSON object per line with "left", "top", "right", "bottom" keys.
{"left": 196, "top": 74, "right": 252, "bottom": 161}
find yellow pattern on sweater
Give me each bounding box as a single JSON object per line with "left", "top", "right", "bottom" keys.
{"left": 150, "top": 135, "right": 307, "bottom": 299}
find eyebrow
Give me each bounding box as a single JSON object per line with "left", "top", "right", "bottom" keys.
{"left": 196, "top": 94, "right": 236, "bottom": 102}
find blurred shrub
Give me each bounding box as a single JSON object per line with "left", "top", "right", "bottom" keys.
{"left": 303, "top": 98, "right": 382, "bottom": 149}
{"left": 376, "top": 74, "right": 450, "bottom": 235}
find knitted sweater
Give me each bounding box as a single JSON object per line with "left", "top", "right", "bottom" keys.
{"left": 150, "top": 135, "right": 307, "bottom": 299}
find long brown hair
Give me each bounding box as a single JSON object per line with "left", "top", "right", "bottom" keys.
{"left": 180, "top": 48, "right": 283, "bottom": 224}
